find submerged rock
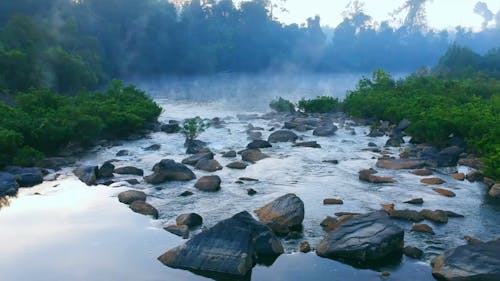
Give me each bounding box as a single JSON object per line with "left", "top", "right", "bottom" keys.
{"left": 181, "top": 152, "right": 214, "bottom": 166}
{"left": 358, "top": 169, "right": 395, "bottom": 183}
{"left": 73, "top": 165, "right": 98, "bottom": 185}
{"left": 323, "top": 198, "right": 343, "bottom": 205}
{"left": 247, "top": 140, "right": 272, "bottom": 149}
{"left": 404, "top": 198, "right": 424, "bottom": 205}
{"left": 114, "top": 166, "right": 144, "bottom": 176}
{"left": 240, "top": 148, "right": 269, "bottom": 162}
{"left": 294, "top": 141, "right": 321, "bottom": 148}
{"left": 118, "top": 190, "right": 147, "bottom": 205}
{"left": 129, "top": 201, "right": 159, "bottom": 219}
{"left": 376, "top": 159, "right": 424, "bottom": 170}
{"left": 431, "top": 239, "right": 500, "bottom": 281}
{"left": 267, "top": 130, "right": 298, "bottom": 143}
{"left": 158, "top": 211, "right": 283, "bottom": 276}
{"left": 411, "top": 224, "right": 435, "bottom": 234}
{"left": 420, "top": 209, "right": 448, "bottom": 223}
{"left": 410, "top": 169, "right": 433, "bottom": 176}
{"left": 144, "top": 159, "right": 196, "bottom": 184}
{"left": 255, "top": 193, "right": 304, "bottom": 232}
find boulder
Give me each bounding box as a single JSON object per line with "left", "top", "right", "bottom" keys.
{"left": 358, "top": 169, "right": 395, "bottom": 183}
{"left": 458, "top": 156, "right": 484, "bottom": 171}
{"left": 268, "top": 130, "right": 298, "bottom": 143}
{"left": 376, "top": 159, "right": 424, "bottom": 170}
{"left": 185, "top": 139, "right": 208, "bottom": 154}
{"left": 385, "top": 135, "right": 404, "bottom": 147}
{"left": 129, "top": 201, "right": 159, "bottom": 219}
{"left": 195, "top": 159, "right": 223, "bottom": 172}
{"left": 403, "top": 246, "right": 423, "bottom": 259}
{"left": 5, "top": 167, "right": 45, "bottom": 187}
{"left": 404, "top": 198, "right": 424, "bottom": 205}
{"left": 144, "top": 144, "right": 161, "bottom": 151}
{"left": 241, "top": 149, "right": 269, "bottom": 162}
{"left": 182, "top": 152, "right": 214, "bottom": 166}
{"left": 247, "top": 140, "right": 272, "bottom": 149}
{"left": 116, "top": 150, "right": 130, "bottom": 157}
{"left": 433, "top": 188, "right": 456, "bottom": 198}
{"left": 255, "top": 193, "right": 304, "bottom": 231}
{"left": 300, "top": 242, "right": 311, "bottom": 253}
{"left": 294, "top": 141, "right": 321, "bottom": 148}
{"left": 388, "top": 209, "right": 424, "bottom": 222}
{"left": 164, "top": 224, "right": 189, "bottom": 239}
{"left": 194, "top": 175, "right": 221, "bottom": 192}
{"left": 176, "top": 213, "right": 203, "bottom": 228}
{"left": 98, "top": 161, "right": 115, "bottom": 178}
{"left": 0, "top": 172, "right": 19, "bottom": 196}
{"left": 410, "top": 169, "right": 433, "bottom": 176}
{"left": 431, "top": 239, "right": 500, "bottom": 281}
{"left": 488, "top": 184, "right": 500, "bottom": 199}
{"left": 313, "top": 125, "right": 338, "bottom": 137}
{"left": 423, "top": 146, "right": 464, "bottom": 167}
{"left": 226, "top": 162, "right": 248, "bottom": 169}
{"left": 420, "top": 209, "right": 448, "bottom": 223}
{"left": 466, "top": 171, "right": 483, "bottom": 182}
{"left": 161, "top": 123, "right": 180, "bottom": 134}
{"left": 320, "top": 215, "right": 354, "bottom": 233}
{"left": 323, "top": 198, "right": 343, "bottom": 205}
{"left": 118, "top": 190, "right": 147, "bottom": 205}
{"left": 420, "top": 177, "right": 445, "bottom": 185}
{"left": 158, "top": 211, "right": 284, "bottom": 276}
{"left": 179, "top": 191, "right": 194, "bottom": 197}
{"left": 411, "top": 224, "right": 435, "bottom": 234}
{"left": 73, "top": 165, "right": 98, "bottom": 185}
{"left": 114, "top": 166, "right": 144, "bottom": 176}
{"left": 451, "top": 173, "right": 465, "bottom": 181}
{"left": 316, "top": 211, "right": 404, "bottom": 262}
{"left": 222, "top": 150, "right": 237, "bottom": 158}
{"left": 144, "top": 159, "right": 196, "bottom": 184}
{"left": 247, "top": 188, "right": 257, "bottom": 196}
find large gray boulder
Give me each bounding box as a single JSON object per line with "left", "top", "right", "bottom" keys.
{"left": 144, "top": 159, "right": 196, "bottom": 184}
{"left": 0, "top": 172, "right": 19, "bottom": 196}
{"left": 313, "top": 125, "right": 338, "bottom": 137}
{"left": 158, "top": 211, "right": 283, "bottom": 276}
{"left": 255, "top": 193, "right": 304, "bottom": 233}
{"left": 5, "top": 166, "right": 44, "bottom": 187}
{"left": 267, "top": 130, "right": 298, "bottom": 143}
{"left": 73, "top": 165, "right": 98, "bottom": 185}
{"left": 316, "top": 211, "right": 404, "bottom": 263}
{"left": 431, "top": 239, "right": 500, "bottom": 281}
{"left": 181, "top": 152, "right": 214, "bottom": 166}
{"left": 240, "top": 149, "right": 269, "bottom": 162}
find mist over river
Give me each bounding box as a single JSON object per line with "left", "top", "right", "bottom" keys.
{"left": 0, "top": 73, "right": 497, "bottom": 281}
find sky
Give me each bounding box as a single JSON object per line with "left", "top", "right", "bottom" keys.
{"left": 265, "top": 0, "right": 500, "bottom": 30}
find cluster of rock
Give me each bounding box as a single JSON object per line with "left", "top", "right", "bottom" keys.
{"left": 0, "top": 166, "right": 45, "bottom": 197}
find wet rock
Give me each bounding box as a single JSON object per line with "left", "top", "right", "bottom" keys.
{"left": 381, "top": 271, "right": 391, "bottom": 277}
{"left": 322, "top": 159, "right": 339, "bottom": 164}
{"left": 226, "top": 162, "right": 248, "bottom": 170}
{"left": 376, "top": 159, "right": 424, "bottom": 170}
{"left": 222, "top": 150, "right": 237, "bottom": 158}
{"left": 466, "top": 170, "right": 483, "bottom": 182}
{"left": 129, "top": 201, "right": 159, "bottom": 219}
{"left": 73, "top": 165, "right": 98, "bottom": 185}
{"left": 241, "top": 148, "right": 269, "bottom": 162}
{"left": 195, "top": 159, "right": 223, "bottom": 172}
{"left": 125, "top": 179, "right": 140, "bottom": 185}
{"left": 114, "top": 166, "right": 144, "bottom": 176}
{"left": 179, "top": 191, "right": 194, "bottom": 197}
{"left": 385, "top": 135, "right": 404, "bottom": 147}
{"left": 118, "top": 190, "right": 147, "bottom": 204}
{"left": 247, "top": 140, "right": 272, "bottom": 149}
{"left": 420, "top": 209, "right": 448, "bottom": 223}
{"left": 182, "top": 152, "right": 215, "bottom": 166}
{"left": 285, "top": 231, "right": 302, "bottom": 240}
{"left": 404, "top": 198, "right": 424, "bottom": 205}
{"left": 247, "top": 188, "right": 257, "bottom": 196}
{"left": 388, "top": 209, "right": 424, "bottom": 222}
{"left": 294, "top": 141, "right": 321, "bottom": 148}
{"left": 368, "top": 142, "right": 377, "bottom": 147}
{"left": 410, "top": 169, "right": 433, "bottom": 176}
{"left": 300, "top": 242, "right": 311, "bottom": 253}
{"left": 323, "top": 198, "right": 343, "bottom": 205}
{"left": 316, "top": 211, "right": 404, "bottom": 262}
{"left": 420, "top": 177, "right": 445, "bottom": 185}
{"left": 0, "top": 172, "right": 19, "bottom": 196}
{"left": 98, "top": 161, "right": 115, "bottom": 178}
{"left": 255, "top": 193, "right": 304, "bottom": 231}
{"left": 144, "top": 144, "right": 161, "bottom": 151}
{"left": 185, "top": 139, "right": 208, "bottom": 154}
{"left": 445, "top": 211, "right": 464, "bottom": 218}
{"left": 176, "top": 213, "right": 203, "bottom": 228}
{"left": 320, "top": 215, "right": 354, "bottom": 233}
{"left": 116, "top": 150, "right": 130, "bottom": 157}
{"left": 433, "top": 188, "right": 456, "bottom": 198}
{"left": 358, "top": 169, "right": 395, "bottom": 183}
{"left": 158, "top": 211, "right": 283, "bottom": 276}
{"left": 268, "top": 130, "right": 298, "bottom": 143}
{"left": 6, "top": 167, "right": 44, "bottom": 187}
{"left": 247, "top": 130, "right": 262, "bottom": 141}
{"left": 161, "top": 122, "right": 180, "bottom": 134}
{"left": 458, "top": 156, "right": 484, "bottom": 171}
{"left": 145, "top": 159, "right": 196, "bottom": 184}
{"left": 404, "top": 246, "right": 423, "bottom": 259}
{"left": 313, "top": 125, "right": 338, "bottom": 137}
{"left": 431, "top": 239, "right": 500, "bottom": 281}
{"left": 411, "top": 224, "right": 435, "bottom": 234}
{"left": 423, "top": 146, "right": 464, "bottom": 167}
{"left": 464, "top": 235, "right": 483, "bottom": 244}
{"left": 451, "top": 173, "right": 465, "bottom": 181}
{"left": 194, "top": 175, "right": 221, "bottom": 192}
{"left": 335, "top": 212, "right": 361, "bottom": 217}
{"left": 488, "top": 184, "right": 500, "bottom": 199}
{"left": 396, "top": 119, "right": 411, "bottom": 131}
{"left": 164, "top": 224, "right": 189, "bottom": 239}
{"left": 239, "top": 177, "right": 258, "bottom": 182}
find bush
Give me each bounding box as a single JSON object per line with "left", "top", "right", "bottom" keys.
{"left": 13, "top": 146, "right": 44, "bottom": 167}
{"left": 182, "top": 117, "right": 209, "bottom": 141}
{"left": 269, "top": 97, "right": 295, "bottom": 112}
{"left": 298, "top": 96, "right": 341, "bottom": 113}
{"left": 0, "top": 128, "right": 24, "bottom": 167}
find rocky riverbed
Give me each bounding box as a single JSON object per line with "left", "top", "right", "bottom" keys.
{"left": 1, "top": 99, "right": 499, "bottom": 281}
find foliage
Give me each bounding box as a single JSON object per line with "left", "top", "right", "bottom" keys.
{"left": 269, "top": 97, "right": 295, "bottom": 113}
{"left": 298, "top": 96, "right": 341, "bottom": 113}
{"left": 182, "top": 117, "right": 209, "bottom": 141}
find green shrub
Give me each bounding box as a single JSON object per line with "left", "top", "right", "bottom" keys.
{"left": 269, "top": 97, "right": 295, "bottom": 112}
{"left": 13, "top": 146, "right": 44, "bottom": 167}
{"left": 182, "top": 117, "right": 209, "bottom": 141}
{"left": 298, "top": 96, "right": 341, "bottom": 113}
{"left": 0, "top": 128, "right": 24, "bottom": 167}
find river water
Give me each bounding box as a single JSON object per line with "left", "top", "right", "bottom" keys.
{"left": 0, "top": 73, "right": 497, "bottom": 281}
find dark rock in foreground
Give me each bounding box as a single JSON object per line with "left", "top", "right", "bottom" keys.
{"left": 176, "top": 213, "right": 203, "bottom": 228}
{"left": 431, "top": 239, "right": 500, "bottom": 281}
{"left": 144, "top": 159, "right": 195, "bottom": 184}
{"left": 164, "top": 224, "right": 189, "bottom": 239}
{"left": 118, "top": 190, "right": 146, "bottom": 205}
{"left": 98, "top": 161, "right": 115, "bottom": 178}
{"left": 158, "top": 211, "right": 284, "bottom": 276}
{"left": 181, "top": 152, "right": 214, "bottom": 166}
{"left": 194, "top": 175, "right": 221, "bottom": 192}
{"left": 255, "top": 193, "right": 304, "bottom": 233}
{"left": 114, "top": 166, "right": 144, "bottom": 176}
{"left": 73, "top": 165, "right": 98, "bottom": 185}
{"left": 240, "top": 149, "right": 269, "bottom": 162}
{"left": 403, "top": 246, "right": 423, "bottom": 259}
{"left": 129, "top": 201, "right": 159, "bottom": 219}
{"left": 195, "top": 159, "right": 223, "bottom": 172}
{"left": 0, "top": 172, "right": 19, "bottom": 196}
{"left": 316, "top": 211, "right": 404, "bottom": 263}
{"left": 247, "top": 140, "right": 272, "bottom": 149}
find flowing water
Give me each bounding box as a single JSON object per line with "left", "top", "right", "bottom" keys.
{"left": 0, "top": 73, "right": 498, "bottom": 281}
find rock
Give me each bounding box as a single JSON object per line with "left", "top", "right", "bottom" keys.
{"left": 411, "top": 224, "right": 435, "bottom": 234}
{"left": 247, "top": 188, "right": 257, "bottom": 196}
{"left": 241, "top": 148, "right": 269, "bottom": 162}
{"left": 423, "top": 146, "right": 464, "bottom": 167}
{"left": 247, "top": 130, "right": 262, "bottom": 140}
{"left": 466, "top": 170, "right": 483, "bottom": 182}
{"left": 144, "top": 159, "right": 196, "bottom": 184}
{"left": 285, "top": 231, "right": 302, "bottom": 240}
{"left": 385, "top": 135, "right": 404, "bottom": 147}
{"left": 368, "top": 142, "right": 377, "bottom": 147}
{"left": 116, "top": 150, "right": 130, "bottom": 156}
{"left": 185, "top": 139, "right": 208, "bottom": 154}
{"left": 239, "top": 177, "right": 258, "bottom": 182}
{"left": 420, "top": 209, "right": 448, "bottom": 223}
{"left": 176, "top": 213, "right": 203, "bottom": 228}
{"left": 255, "top": 193, "right": 304, "bottom": 231}
{"left": 247, "top": 140, "right": 272, "bottom": 149}
{"left": 358, "top": 169, "right": 395, "bottom": 183}
{"left": 458, "top": 156, "right": 484, "bottom": 171}
{"left": 451, "top": 173, "right": 465, "bottom": 181}
{"left": 98, "top": 161, "right": 115, "bottom": 178}
{"left": 164, "top": 224, "right": 189, "bottom": 239}
{"left": 158, "top": 211, "right": 283, "bottom": 276}
{"left": 322, "top": 159, "right": 339, "bottom": 164}
{"left": 483, "top": 177, "right": 495, "bottom": 188}
{"left": 268, "top": 130, "right": 298, "bottom": 143}
{"left": 445, "top": 211, "right": 464, "bottom": 218}
{"left": 381, "top": 271, "right": 391, "bottom": 277}
{"left": 388, "top": 209, "right": 424, "bottom": 222}
{"left": 129, "top": 201, "right": 159, "bottom": 219}
{"left": 420, "top": 177, "right": 445, "bottom": 185}
{"left": 410, "top": 169, "right": 433, "bottom": 176}
{"left": 181, "top": 152, "right": 214, "bottom": 166}
{"left": 313, "top": 125, "right": 338, "bottom": 137}
{"left": 179, "top": 191, "right": 194, "bottom": 197}
{"left": 316, "top": 211, "right": 404, "bottom": 263}
{"left": 396, "top": 119, "right": 411, "bottom": 131}
{"left": 403, "top": 246, "right": 423, "bottom": 259}
{"left": 226, "top": 162, "right": 248, "bottom": 169}
{"left": 195, "top": 159, "right": 223, "bottom": 172}
{"left": 335, "top": 212, "right": 361, "bottom": 217}
{"left": 488, "top": 184, "right": 500, "bottom": 199}
{"left": 118, "top": 190, "right": 147, "bottom": 204}
{"left": 73, "top": 165, "right": 98, "bottom": 185}
{"left": 294, "top": 141, "right": 321, "bottom": 148}
{"left": 376, "top": 159, "right": 424, "bottom": 170}
{"left": 433, "top": 188, "right": 456, "bottom": 198}
{"left": 464, "top": 235, "right": 483, "bottom": 244}
{"left": 125, "top": 179, "right": 140, "bottom": 185}
{"left": 320, "top": 215, "right": 354, "bottom": 233}
{"left": 144, "top": 144, "right": 161, "bottom": 151}
{"left": 222, "top": 150, "right": 237, "bottom": 158}
{"left": 0, "top": 172, "right": 19, "bottom": 196}
{"left": 323, "top": 198, "right": 343, "bottom": 205}
{"left": 161, "top": 123, "right": 180, "bottom": 134}
{"left": 5, "top": 167, "right": 44, "bottom": 187}
{"left": 431, "top": 239, "right": 500, "bottom": 281}
{"left": 404, "top": 198, "right": 424, "bottom": 205}
{"left": 194, "top": 175, "right": 221, "bottom": 192}
{"left": 300, "top": 242, "right": 311, "bottom": 253}
{"left": 114, "top": 166, "right": 144, "bottom": 176}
